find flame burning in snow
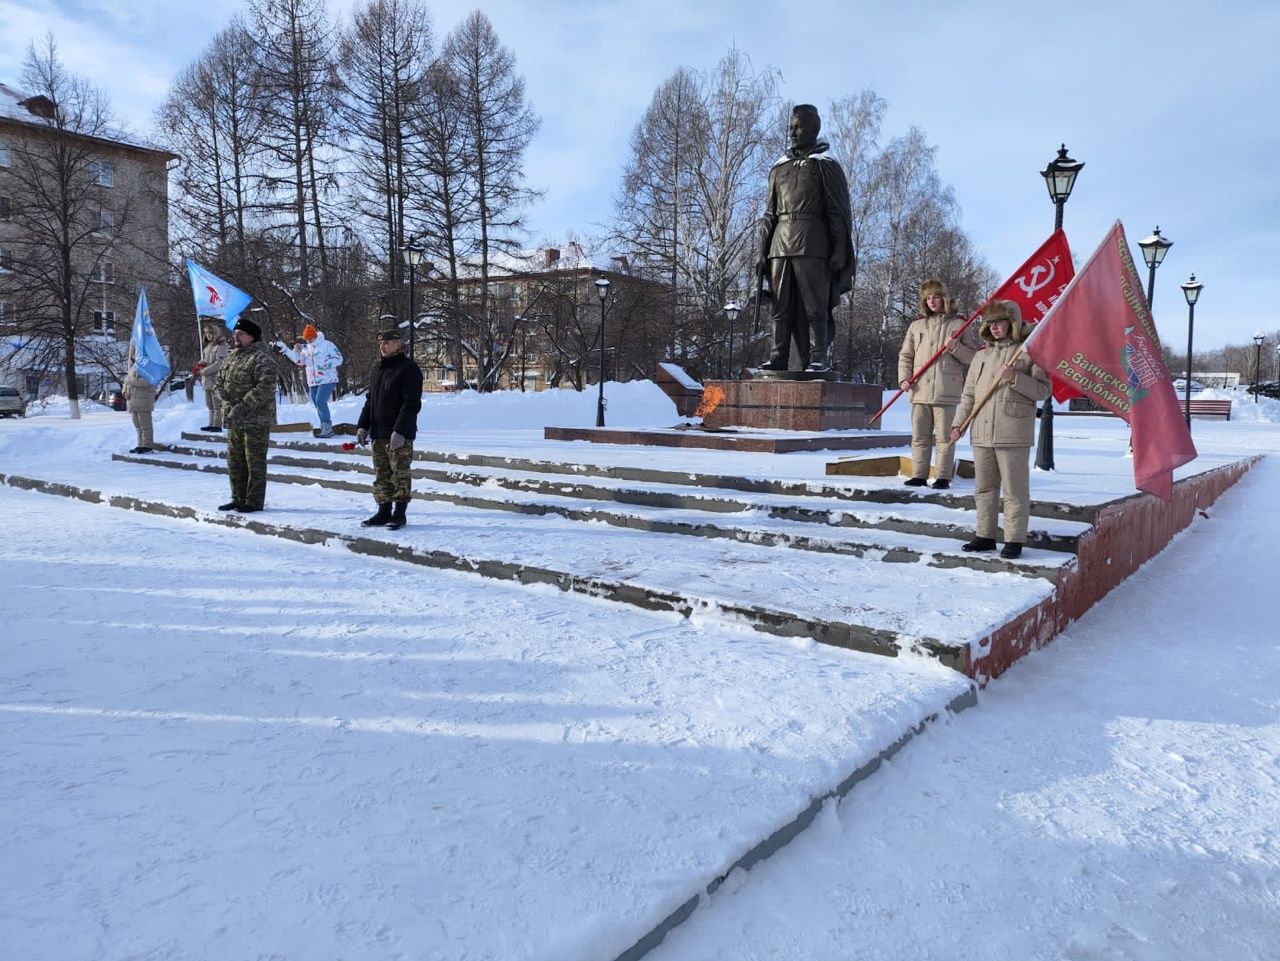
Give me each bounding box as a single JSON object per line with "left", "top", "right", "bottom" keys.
{"left": 695, "top": 385, "right": 725, "bottom": 419}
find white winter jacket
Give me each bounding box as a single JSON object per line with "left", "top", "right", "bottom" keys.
{"left": 281, "top": 332, "right": 343, "bottom": 386}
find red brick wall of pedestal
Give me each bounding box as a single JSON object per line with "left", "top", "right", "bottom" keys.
{"left": 966, "top": 455, "right": 1261, "bottom": 681}
{"left": 702, "top": 380, "right": 885, "bottom": 431}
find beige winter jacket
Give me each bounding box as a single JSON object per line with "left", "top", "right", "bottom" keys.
{"left": 954, "top": 339, "right": 1050, "bottom": 447}
{"left": 123, "top": 368, "right": 156, "bottom": 413}
{"left": 898, "top": 315, "right": 977, "bottom": 406}
{"left": 200, "top": 340, "right": 230, "bottom": 391}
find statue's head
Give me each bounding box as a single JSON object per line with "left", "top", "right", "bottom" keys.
{"left": 789, "top": 105, "right": 820, "bottom": 152}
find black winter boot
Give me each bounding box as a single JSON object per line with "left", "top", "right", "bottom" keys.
{"left": 361, "top": 503, "right": 393, "bottom": 527}
{"left": 962, "top": 536, "right": 997, "bottom": 553}
{"left": 1000, "top": 542, "right": 1024, "bottom": 559}
{"left": 385, "top": 500, "right": 409, "bottom": 530}
{"left": 903, "top": 476, "right": 928, "bottom": 487}
{"left": 931, "top": 477, "right": 951, "bottom": 490}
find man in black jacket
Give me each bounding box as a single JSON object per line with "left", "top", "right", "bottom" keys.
{"left": 356, "top": 329, "right": 424, "bottom": 530}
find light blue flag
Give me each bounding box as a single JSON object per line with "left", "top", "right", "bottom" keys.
{"left": 130, "top": 287, "right": 171, "bottom": 387}
{"left": 185, "top": 259, "right": 253, "bottom": 328}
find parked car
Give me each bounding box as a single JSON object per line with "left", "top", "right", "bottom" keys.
{"left": 98, "top": 384, "right": 127, "bottom": 411}
{"left": 0, "top": 386, "right": 26, "bottom": 417}
{"left": 1172, "top": 378, "right": 1205, "bottom": 394}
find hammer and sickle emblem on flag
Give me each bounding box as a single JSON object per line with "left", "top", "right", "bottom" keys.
{"left": 1016, "top": 257, "right": 1058, "bottom": 297}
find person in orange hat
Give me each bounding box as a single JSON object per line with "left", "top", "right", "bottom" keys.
{"left": 276, "top": 322, "right": 343, "bottom": 437}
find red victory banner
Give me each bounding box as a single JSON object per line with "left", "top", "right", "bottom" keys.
{"left": 1023, "top": 220, "right": 1197, "bottom": 500}
{"left": 991, "top": 229, "right": 1080, "bottom": 404}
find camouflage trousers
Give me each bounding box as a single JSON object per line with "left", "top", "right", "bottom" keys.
{"left": 371, "top": 438, "right": 414, "bottom": 504}
{"left": 226, "top": 424, "right": 270, "bottom": 509}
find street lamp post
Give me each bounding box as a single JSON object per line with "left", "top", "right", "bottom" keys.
{"left": 401, "top": 237, "right": 424, "bottom": 361}
{"left": 723, "top": 301, "right": 741, "bottom": 378}
{"left": 1252, "top": 332, "right": 1265, "bottom": 402}
{"left": 1179, "top": 274, "right": 1202, "bottom": 429}
{"left": 594, "top": 277, "right": 610, "bottom": 427}
{"left": 1035, "top": 144, "right": 1085, "bottom": 470}
{"left": 1137, "top": 226, "right": 1174, "bottom": 310}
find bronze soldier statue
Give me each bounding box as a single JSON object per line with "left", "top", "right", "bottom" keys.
{"left": 755, "top": 104, "right": 855, "bottom": 372}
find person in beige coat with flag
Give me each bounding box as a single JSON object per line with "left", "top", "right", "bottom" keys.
{"left": 950, "top": 300, "right": 1051, "bottom": 560}
{"left": 897, "top": 279, "right": 978, "bottom": 489}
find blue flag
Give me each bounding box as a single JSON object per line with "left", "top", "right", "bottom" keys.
{"left": 130, "top": 287, "right": 171, "bottom": 387}
{"left": 185, "top": 259, "right": 253, "bottom": 328}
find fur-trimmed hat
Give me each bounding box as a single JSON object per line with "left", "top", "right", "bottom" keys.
{"left": 233, "top": 318, "right": 262, "bottom": 341}
{"left": 918, "top": 279, "right": 951, "bottom": 317}
{"left": 301, "top": 324, "right": 318, "bottom": 342}
{"left": 978, "top": 299, "right": 1029, "bottom": 343}
{"left": 377, "top": 328, "right": 403, "bottom": 343}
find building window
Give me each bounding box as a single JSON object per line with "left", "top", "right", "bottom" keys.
{"left": 93, "top": 310, "right": 116, "bottom": 335}
{"left": 0, "top": 195, "right": 10, "bottom": 221}
{"left": 95, "top": 260, "right": 114, "bottom": 284}
{"left": 0, "top": 139, "right": 10, "bottom": 167}
{"left": 0, "top": 248, "right": 13, "bottom": 273}
{"left": 96, "top": 209, "right": 114, "bottom": 237}
{"left": 90, "top": 160, "right": 114, "bottom": 187}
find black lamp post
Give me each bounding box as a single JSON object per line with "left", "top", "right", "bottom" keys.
{"left": 1179, "top": 274, "right": 1202, "bottom": 429}
{"left": 1137, "top": 227, "right": 1174, "bottom": 310}
{"left": 594, "top": 277, "right": 610, "bottom": 427}
{"left": 1035, "top": 144, "right": 1084, "bottom": 470}
{"left": 1252, "top": 332, "right": 1265, "bottom": 402}
{"left": 723, "top": 301, "right": 741, "bottom": 378}
{"left": 401, "top": 237, "right": 424, "bottom": 361}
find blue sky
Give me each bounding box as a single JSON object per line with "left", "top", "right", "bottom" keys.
{"left": 3, "top": 0, "right": 1275, "bottom": 350}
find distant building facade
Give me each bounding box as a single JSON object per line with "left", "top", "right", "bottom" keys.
{"left": 0, "top": 81, "right": 175, "bottom": 400}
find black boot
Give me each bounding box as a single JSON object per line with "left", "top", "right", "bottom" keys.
{"left": 385, "top": 500, "right": 409, "bottom": 530}
{"left": 1000, "top": 542, "right": 1024, "bottom": 559}
{"left": 962, "top": 536, "right": 997, "bottom": 553}
{"left": 361, "top": 503, "right": 393, "bottom": 527}
{"left": 218, "top": 501, "right": 242, "bottom": 511}
{"left": 903, "top": 476, "right": 928, "bottom": 487}
{"left": 931, "top": 477, "right": 951, "bottom": 490}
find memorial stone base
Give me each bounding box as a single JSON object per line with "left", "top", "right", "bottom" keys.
{"left": 702, "top": 379, "right": 884, "bottom": 431}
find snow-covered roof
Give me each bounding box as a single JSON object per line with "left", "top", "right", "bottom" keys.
{"left": 455, "top": 243, "right": 630, "bottom": 281}
{"left": 0, "top": 81, "right": 174, "bottom": 158}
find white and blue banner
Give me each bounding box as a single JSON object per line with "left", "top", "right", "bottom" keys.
{"left": 185, "top": 259, "right": 253, "bottom": 328}
{"left": 130, "top": 287, "right": 171, "bottom": 387}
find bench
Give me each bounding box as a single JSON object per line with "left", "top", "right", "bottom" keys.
{"left": 1181, "top": 398, "right": 1231, "bottom": 420}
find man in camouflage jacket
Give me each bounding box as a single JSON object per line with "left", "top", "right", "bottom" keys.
{"left": 215, "top": 318, "right": 277, "bottom": 512}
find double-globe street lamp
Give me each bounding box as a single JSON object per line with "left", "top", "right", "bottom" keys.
{"left": 1179, "top": 274, "right": 1203, "bottom": 429}
{"left": 1035, "top": 144, "right": 1085, "bottom": 471}
{"left": 1253, "top": 332, "right": 1265, "bottom": 403}
{"left": 594, "top": 277, "right": 610, "bottom": 427}
{"left": 723, "top": 301, "right": 741, "bottom": 378}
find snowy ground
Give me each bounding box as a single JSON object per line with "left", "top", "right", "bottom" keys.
{"left": 2, "top": 383, "right": 1278, "bottom": 961}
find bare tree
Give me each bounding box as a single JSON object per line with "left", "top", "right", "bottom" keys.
{"left": 336, "top": 0, "right": 433, "bottom": 294}
{"left": 158, "top": 21, "right": 266, "bottom": 269}
{"left": 249, "top": 0, "right": 340, "bottom": 292}
{"left": 443, "top": 11, "right": 540, "bottom": 390}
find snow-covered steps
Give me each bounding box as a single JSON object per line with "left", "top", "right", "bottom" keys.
{"left": 182, "top": 431, "right": 1101, "bottom": 525}
{"left": 166, "top": 438, "right": 1087, "bottom": 556}
{"left": 130, "top": 445, "right": 1077, "bottom": 577}
{"left": 5, "top": 463, "right": 1057, "bottom": 673}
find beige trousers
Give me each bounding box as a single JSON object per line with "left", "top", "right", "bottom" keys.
{"left": 131, "top": 409, "right": 154, "bottom": 448}
{"left": 910, "top": 403, "right": 957, "bottom": 480}
{"left": 204, "top": 387, "right": 223, "bottom": 427}
{"left": 973, "top": 445, "right": 1031, "bottom": 543}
